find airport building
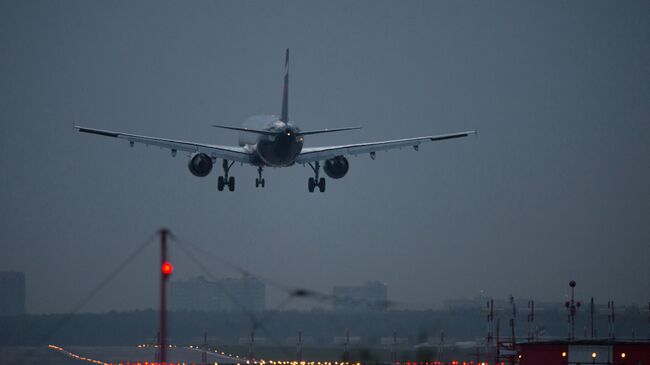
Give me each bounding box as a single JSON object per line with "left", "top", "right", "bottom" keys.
{"left": 443, "top": 296, "right": 492, "bottom": 310}
{"left": 517, "top": 340, "right": 650, "bottom": 365}
{"left": 0, "top": 271, "right": 26, "bottom": 316}
{"left": 332, "top": 281, "right": 387, "bottom": 311}
{"left": 171, "top": 276, "right": 265, "bottom": 312}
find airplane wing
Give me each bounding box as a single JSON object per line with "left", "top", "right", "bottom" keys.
{"left": 295, "top": 130, "right": 475, "bottom": 164}
{"left": 74, "top": 126, "right": 253, "bottom": 163}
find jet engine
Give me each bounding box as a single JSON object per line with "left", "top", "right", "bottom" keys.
{"left": 188, "top": 152, "right": 213, "bottom": 177}
{"left": 323, "top": 156, "right": 349, "bottom": 179}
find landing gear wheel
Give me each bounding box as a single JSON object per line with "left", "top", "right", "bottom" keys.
{"left": 218, "top": 159, "right": 235, "bottom": 192}
{"left": 318, "top": 177, "right": 326, "bottom": 192}
{"left": 255, "top": 177, "right": 266, "bottom": 188}
{"left": 218, "top": 176, "right": 225, "bottom": 191}
{"left": 308, "top": 177, "right": 315, "bottom": 192}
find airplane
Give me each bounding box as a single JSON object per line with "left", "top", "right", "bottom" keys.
{"left": 75, "top": 49, "right": 475, "bottom": 192}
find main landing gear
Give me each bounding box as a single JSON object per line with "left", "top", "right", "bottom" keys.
{"left": 307, "top": 161, "right": 326, "bottom": 193}
{"left": 217, "top": 159, "right": 235, "bottom": 192}
{"left": 255, "top": 166, "right": 266, "bottom": 188}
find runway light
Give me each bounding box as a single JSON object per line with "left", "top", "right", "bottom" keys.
{"left": 162, "top": 261, "right": 174, "bottom": 275}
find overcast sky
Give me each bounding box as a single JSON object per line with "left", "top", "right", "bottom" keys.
{"left": 1, "top": 0, "right": 648, "bottom": 314}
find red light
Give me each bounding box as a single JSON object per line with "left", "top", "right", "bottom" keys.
{"left": 161, "top": 261, "right": 173, "bottom": 275}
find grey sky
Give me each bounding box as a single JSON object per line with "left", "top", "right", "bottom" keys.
{"left": 0, "top": 0, "right": 648, "bottom": 314}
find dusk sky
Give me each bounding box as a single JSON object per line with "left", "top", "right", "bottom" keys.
{"left": 1, "top": 0, "right": 648, "bottom": 314}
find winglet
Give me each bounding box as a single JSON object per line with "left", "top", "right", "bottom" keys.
{"left": 280, "top": 48, "right": 289, "bottom": 123}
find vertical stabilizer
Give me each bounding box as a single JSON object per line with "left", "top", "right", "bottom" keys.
{"left": 280, "top": 48, "right": 289, "bottom": 123}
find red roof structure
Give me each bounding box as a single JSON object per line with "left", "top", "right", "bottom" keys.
{"left": 517, "top": 340, "right": 650, "bottom": 365}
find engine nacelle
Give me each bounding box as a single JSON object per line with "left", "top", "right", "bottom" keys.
{"left": 323, "top": 156, "right": 349, "bottom": 179}
{"left": 188, "top": 152, "right": 213, "bottom": 177}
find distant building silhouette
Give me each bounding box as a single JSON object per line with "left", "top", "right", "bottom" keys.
{"left": 171, "top": 276, "right": 265, "bottom": 312}
{"left": 0, "top": 272, "right": 26, "bottom": 315}
{"left": 332, "top": 281, "right": 387, "bottom": 311}
{"left": 442, "top": 295, "right": 491, "bottom": 310}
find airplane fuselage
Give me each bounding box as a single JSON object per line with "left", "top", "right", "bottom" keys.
{"left": 238, "top": 117, "right": 304, "bottom": 167}
{"left": 256, "top": 126, "right": 303, "bottom": 166}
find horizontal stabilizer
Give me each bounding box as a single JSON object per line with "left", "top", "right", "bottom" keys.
{"left": 298, "top": 126, "right": 362, "bottom": 136}
{"left": 211, "top": 125, "right": 278, "bottom": 136}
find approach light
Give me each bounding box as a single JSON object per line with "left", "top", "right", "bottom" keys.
{"left": 621, "top": 352, "right": 626, "bottom": 358}
{"left": 592, "top": 352, "right": 597, "bottom": 358}
{"left": 162, "top": 261, "right": 174, "bottom": 275}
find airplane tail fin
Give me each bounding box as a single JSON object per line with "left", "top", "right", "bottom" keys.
{"left": 280, "top": 48, "right": 289, "bottom": 123}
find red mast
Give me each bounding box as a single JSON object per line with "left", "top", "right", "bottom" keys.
{"left": 159, "top": 229, "right": 172, "bottom": 364}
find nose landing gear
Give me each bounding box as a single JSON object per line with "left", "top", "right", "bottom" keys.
{"left": 307, "top": 161, "right": 326, "bottom": 192}
{"left": 217, "top": 159, "right": 235, "bottom": 192}
{"left": 255, "top": 166, "right": 266, "bottom": 188}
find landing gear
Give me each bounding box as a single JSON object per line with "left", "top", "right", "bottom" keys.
{"left": 217, "top": 159, "right": 235, "bottom": 192}
{"left": 255, "top": 166, "right": 265, "bottom": 188}
{"left": 308, "top": 177, "right": 325, "bottom": 192}
{"left": 218, "top": 176, "right": 235, "bottom": 191}
{"left": 307, "top": 161, "right": 326, "bottom": 192}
